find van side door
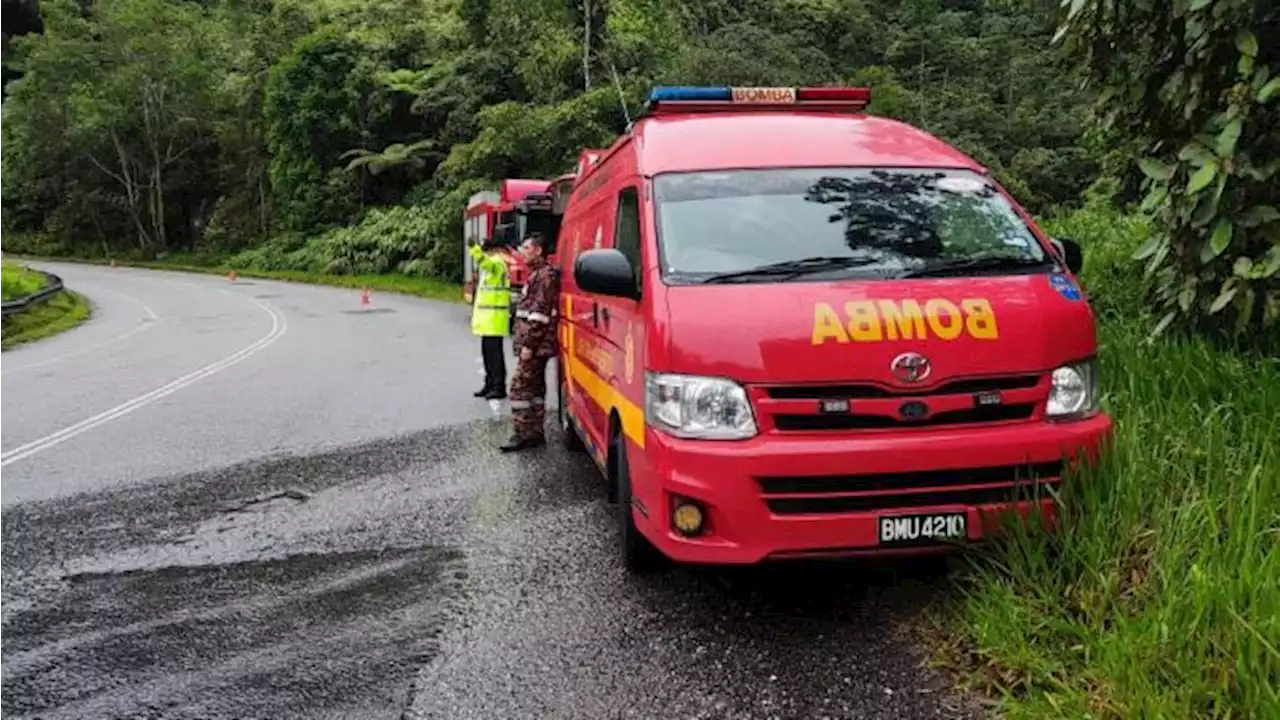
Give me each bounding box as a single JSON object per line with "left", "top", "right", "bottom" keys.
{"left": 591, "top": 183, "right": 646, "bottom": 453}
{"left": 563, "top": 194, "right": 615, "bottom": 455}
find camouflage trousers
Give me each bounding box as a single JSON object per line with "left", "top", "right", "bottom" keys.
{"left": 508, "top": 354, "right": 549, "bottom": 440}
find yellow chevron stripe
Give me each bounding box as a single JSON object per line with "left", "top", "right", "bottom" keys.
{"left": 563, "top": 296, "right": 645, "bottom": 449}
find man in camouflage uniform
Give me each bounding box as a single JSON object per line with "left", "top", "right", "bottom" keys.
{"left": 502, "top": 232, "right": 559, "bottom": 452}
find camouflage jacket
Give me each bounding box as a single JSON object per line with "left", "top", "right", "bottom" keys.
{"left": 514, "top": 259, "right": 560, "bottom": 359}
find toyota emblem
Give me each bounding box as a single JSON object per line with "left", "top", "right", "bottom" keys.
{"left": 890, "top": 352, "right": 932, "bottom": 383}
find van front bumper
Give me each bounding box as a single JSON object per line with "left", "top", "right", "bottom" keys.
{"left": 630, "top": 414, "right": 1113, "bottom": 565}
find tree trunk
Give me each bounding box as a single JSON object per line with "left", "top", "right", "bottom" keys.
{"left": 144, "top": 84, "right": 168, "bottom": 251}
{"left": 582, "top": 0, "right": 592, "bottom": 91}
{"left": 152, "top": 165, "right": 168, "bottom": 251}
{"left": 105, "top": 130, "right": 152, "bottom": 250}
{"left": 258, "top": 171, "right": 268, "bottom": 236}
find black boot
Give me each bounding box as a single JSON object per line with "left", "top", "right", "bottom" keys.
{"left": 485, "top": 387, "right": 507, "bottom": 400}
{"left": 499, "top": 435, "right": 545, "bottom": 453}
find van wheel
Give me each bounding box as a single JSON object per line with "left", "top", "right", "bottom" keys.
{"left": 558, "top": 369, "right": 585, "bottom": 453}
{"left": 612, "top": 431, "right": 662, "bottom": 573}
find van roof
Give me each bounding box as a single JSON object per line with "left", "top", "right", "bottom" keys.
{"left": 627, "top": 111, "right": 984, "bottom": 177}
{"left": 499, "top": 178, "right": 552, "bottom": 202}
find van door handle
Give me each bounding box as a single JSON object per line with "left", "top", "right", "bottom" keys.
{"left": 592, "top": 303, "right": 599, "bottom": 327}
{"left": 601, "top": 307, "right": 610, "bottom": 326}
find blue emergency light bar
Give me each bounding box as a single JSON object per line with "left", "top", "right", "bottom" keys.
{"left": 649, "top": 86, "right": 734, "bottom": 102}
{"left": 644, "top": 85, "right": 871, "bottom": 110}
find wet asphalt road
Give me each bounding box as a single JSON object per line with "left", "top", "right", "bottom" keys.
{"left": 1, "top": 263, "right": 979, "bottom": 719}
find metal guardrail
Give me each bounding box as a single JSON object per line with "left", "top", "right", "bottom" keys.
{"left": 1, "top": 271, "right": 65, "bottom": 316}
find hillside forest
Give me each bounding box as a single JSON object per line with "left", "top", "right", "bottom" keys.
{"left": 3, "top": 0, "right": 1276, "bottom": 342}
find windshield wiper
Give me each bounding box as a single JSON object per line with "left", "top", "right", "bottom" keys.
{"left": 701, "top": 256, "right": 880, "bottom": 284}
{"left": 895, "top": 255, "right": 1053, "bottom": 279}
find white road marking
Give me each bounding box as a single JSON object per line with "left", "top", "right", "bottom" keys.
{"left": 0, "top": 295, "right": 287, "bottom": 468}
{"left": 2, "top": 289, "right": 160, "bottom": 375}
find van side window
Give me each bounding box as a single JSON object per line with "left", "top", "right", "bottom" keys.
{"left": 614, "top": 187, "right": 642, "bottom": 291}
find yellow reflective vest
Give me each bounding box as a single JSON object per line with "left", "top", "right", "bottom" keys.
{"left": 470, "top": 245, "right": 511, "bottom": 337}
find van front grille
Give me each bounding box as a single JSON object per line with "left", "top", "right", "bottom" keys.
{"left": 757, "top": 461, "right": 1062, "bottom": 515}
{"left": 764, "top": 375, "right": 1040, "bottom": 400}
{"left": 771, "top": 403, "right": 1035, "bottom": 431}
{"left": 755, "top": 373, "right": 1046, "bottom": 433}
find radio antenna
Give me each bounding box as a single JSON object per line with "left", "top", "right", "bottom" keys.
{"left": 608, "top": 61, "right": 632, "bottom": 129}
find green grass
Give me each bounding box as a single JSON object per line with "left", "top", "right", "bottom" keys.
{"left": 18, "top": 254, "right": 466, "bottom": 304}
{"left": 1, "top": 290, "right": 92, "bottom": 350}
{"left": 936, "top": 209, "right": 1280, "bottom": 718}
{"left": 146, "top": 258, "right": 464, "bottom": 302}
{"left": 1, "top": 259, "right": 50, "bottom": 301}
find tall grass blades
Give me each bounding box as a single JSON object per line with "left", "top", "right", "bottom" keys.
{"left": 952, "top": 211, "right": 1280, "bottom": 716}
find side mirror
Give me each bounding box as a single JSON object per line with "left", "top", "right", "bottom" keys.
{"left": 575, "top": 248, "right": 638, "bottom": 300}
{"left": 1049, "top": 237, "right": 1084, "bottom": 275}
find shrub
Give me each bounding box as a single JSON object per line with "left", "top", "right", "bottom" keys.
{"left": 1058, "top": 0, "right": 1280, "bottom": 344}
{"left": 1041, "top": 204, "right": 1153, "bottom": 322}
{"left": 226, "top": 205, "right": 448, "bottom": 277}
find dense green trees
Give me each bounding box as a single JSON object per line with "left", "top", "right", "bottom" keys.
{"left": 1058, "top": 0, "right": 1279, "bottom": 340}
{"left": 3, "top": 0, "right": 1276, "bottom": 339}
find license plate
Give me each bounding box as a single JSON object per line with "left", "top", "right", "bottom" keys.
{"left": 878, "top": 513, "right": 967, "bottom": 545}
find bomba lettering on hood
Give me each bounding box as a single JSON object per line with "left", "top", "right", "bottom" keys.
{"left": 811, "top": 299, "right": 999, "bottom": 345}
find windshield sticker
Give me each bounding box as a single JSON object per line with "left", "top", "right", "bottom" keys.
{"left": 935, "top": 176, "right": 989, "bottom": 194}
{"left": 1049, "top": 273, "right": 1081, "bottom": 301}
{"left": 812, "top": 298, "right": 999, "bottom": 345}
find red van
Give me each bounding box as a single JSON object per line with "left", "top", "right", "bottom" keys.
{"left": 555, "top": 86, "right": 1113, "bottom": 570}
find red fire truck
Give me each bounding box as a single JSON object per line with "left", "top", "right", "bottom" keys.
{"left": 462, "top": 175, "right": 579, "bottom": 308}
{"left": 461, "top": 179, "right": 552, "bottom": 304}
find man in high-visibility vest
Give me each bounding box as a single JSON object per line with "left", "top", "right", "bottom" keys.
{"left": 468, "top": 235, "right": 512, "bottom": 400}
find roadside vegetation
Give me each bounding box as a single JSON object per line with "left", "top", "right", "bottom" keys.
{"left": 2, "top": 0, "right": 1276, "bottom": 717}
{"left": 1, "top": 258, "right": 47, "bottom": 301}
{"left": 933, "top": 202, "right": 1280, "bottom": 718}
{"left": 1, "top": 260, "right": 91, "bottom": 350}
{"left": 40, "top": 252, "right": 463, "bottom": 304}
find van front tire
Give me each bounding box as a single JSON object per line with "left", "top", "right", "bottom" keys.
{"left": 612, "top": 431, "right": 662, "bottom": 573}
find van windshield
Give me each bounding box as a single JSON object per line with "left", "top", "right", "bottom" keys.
{"left": 652, "top": 168, "right": 1052, "bottom": 284}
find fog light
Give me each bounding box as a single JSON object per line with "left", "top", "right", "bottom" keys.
{"left": 671, "top": 500, "right": 705, "bottom": 536}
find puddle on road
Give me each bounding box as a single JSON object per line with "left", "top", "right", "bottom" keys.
{"left": 0, "top": 420, "right": 972, "bottom": 719}
{"left": 2, "top": 546, "right": 466, "bottom": 719}
{"left": 0, "top": 425, "right": 516, "bottom": 719}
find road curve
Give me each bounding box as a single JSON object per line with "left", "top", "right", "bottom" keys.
{"left": 1, "top": 262, "right": 977, "bottom": 719}
{"left": 1, "top": 261, "right": 496, "bottom": 504}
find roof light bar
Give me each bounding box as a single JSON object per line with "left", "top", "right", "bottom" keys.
{"left": 648, "top": 86, "right": 733, "bottom": 102}
{"left": 643, "top": 86, "right": 872, "bottom": 115}
{"left": 796, "top": 87, "right": 871, "bottom": 103}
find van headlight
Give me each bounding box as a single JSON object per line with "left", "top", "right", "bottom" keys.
{"left": 1045, "top": 358, "right": 1100, "bottom": 420}
{"left": 645, "top": 373, "right": 758, "bottom": 439}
